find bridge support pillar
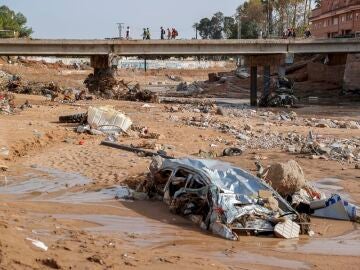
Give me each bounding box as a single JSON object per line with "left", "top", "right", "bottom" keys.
{"left": 263, "top": 65, "right": 271, "bottom": 98}
{"left": 85, "top": 55, "right": 120, "bottom": 98}
{"left": 245, "top": 54, "right": 285, "bottom": 107}
{"left": 250, "top": 66, "right": 258, "bottom": 107}
{"left": 91, "top": 55, "right": 110, "bottom": 69}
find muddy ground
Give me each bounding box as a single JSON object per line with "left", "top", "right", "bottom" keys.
{"left": 0, "top": 62, "right": 360, "bottom": 270}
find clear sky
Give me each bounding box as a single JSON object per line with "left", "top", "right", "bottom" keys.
{"left": 2, "top": 0, "right": 243, "bottom": 39}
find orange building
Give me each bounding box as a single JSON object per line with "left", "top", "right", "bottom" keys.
{"left": 310, "top": 0, "right": 360, "bottom": 38}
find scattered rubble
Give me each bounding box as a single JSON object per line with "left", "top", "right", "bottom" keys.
{"left": 84, "top": 69, "right": 158, "bottom": 102}
{"left": 166, "top": 74, "right": 183, "bottom": 82}
{"left": 259, "top": 77, "right": 298, "bottom": 107}
{"left": 0, "top": 92, "right": 15, "bottom": 114}
{"left": 123, "top": 84, "right": 158, "bottom": 103}
{"left": 258, "top": 160, "right": 360, "bottom": 223}
{"left": 84, "top": 69, "right": 120, "bottom": 99}
{"left": 178, "top": 104, "right": 359, "bottom": 163}
{"left": 176, "top": 81, "right": 204, "bottom": 94}
{"left": 2, "top": 72, "right": 90, "bottom": 102}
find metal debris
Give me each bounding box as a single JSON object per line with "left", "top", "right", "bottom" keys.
{"left": 142, "top": 157, "right": 300, "bottom": 240}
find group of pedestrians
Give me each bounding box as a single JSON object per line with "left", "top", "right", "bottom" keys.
{"left": 282, "top": 27, "right": 311, "bottom": 39}
{"left": 304, "top": 28, "right": 312, "bottom": 38}
{"left": 125, "top": 26, "right": 177, "bottom": 40}
{"left": 142, "top": 28, "right": 151, "bottom": 40}
{"left": 283, "top": 28, "right": 297, "bottom": 39}
{"left": 146, "top": 27, "right": 179, "bottom": 40}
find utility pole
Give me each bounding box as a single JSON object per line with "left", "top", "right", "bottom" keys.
{"left": 237, "top": 11, "right": 242, "bottom": 67}
{"left": 193, "top": 23, "right": 199, "bottom": 39}
{"left": 237, "top": 11, "right": 241, "bottom": 39}
{"left": 116, "top": 23, "right": 124, "bottom": 39}
{"left": 267, "top": 0, "right": 270, "bottom": 37}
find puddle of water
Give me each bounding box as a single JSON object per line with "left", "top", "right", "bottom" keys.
{"left": 0, "top": 167, "right": 90, "bottom": 194}
{"left": 277, "top": 229, "right": 360, "bottom": 256}
{"left": 51, "top": 212, "right": 199, "bottom": 247}
{"left": 313, "top": 178, "right": 343, "bottom": 192}
{"left": 212, "top": 250, "right": 309, "bottom": 270}
{"left": 48, "top": 186, "right": 130, "bottom": 203}
{"left": 53, "top": 214, "right": 160, "bottom": 234}
{"left": 312, "top": 178, "right": 352, "bottom": 201}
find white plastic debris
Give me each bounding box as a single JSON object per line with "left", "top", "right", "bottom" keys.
{"left": 312, "top": 195, "right": 356, "bottom": 221}
{"left": 274, "top": 220, "right": 300, "bottom": 239}
{"left": 0, "top": 146, "right": 9, "bottom": 157}
{"left": 87, "top": 106, "right": 132, "bottom": 133}
{"left": 308, "top": 230, "right": 315, "bottom": 237}
{"left": 142, "top": 104, "right": 155, "bottom": 108}
{"left": 26, "top": 237, "right": 48, "bottom": 251}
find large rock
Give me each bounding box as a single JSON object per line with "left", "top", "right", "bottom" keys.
{"left": 265, "top": 160, "right": 306, "bottom": 196}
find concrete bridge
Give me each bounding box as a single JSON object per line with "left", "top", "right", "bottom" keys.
{"left": 0, "top": 38, "right": 360, "bottom": 56}
{"left": 1, "top": 38, "right": 359, "bottom": 106}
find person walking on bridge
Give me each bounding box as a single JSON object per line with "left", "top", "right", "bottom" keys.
{"left": 126, "top": 26, "right": 130, "bottom": 40}
{"left": 142, "top": 28, "right": 147, "bottom": 40}
{"left": 146, "top": 28, "right": 151, "bottom": 40}
{"left": 160, "top": 27, "right": 165, "bottom": 40}
{"left": 167, "top": 28, "right": 171, "bottom": 40}
{"left": 171, "top": 28, "right": 178, "bottom": 39}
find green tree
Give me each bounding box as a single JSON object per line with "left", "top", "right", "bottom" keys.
{"left": 223, "top": 16, "right": 237, "bottom": 39}
{"left": 197, "top": 18, "right": 212, "bottom": 39}
{"left": 195, "top": 12, "right": 225, "bottom": 39}
{"left": 209, "top": 12, "right": 224, "bottom": 39}
{"left": 237, "top": 0, "right": 265, "bottom": 38}
{"left": 0, "top": 5, "right": 33, "bottom": 37}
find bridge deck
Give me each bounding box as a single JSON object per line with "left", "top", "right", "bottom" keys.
{"left": 0, "top": 39, "right": 359, "bottom": 56}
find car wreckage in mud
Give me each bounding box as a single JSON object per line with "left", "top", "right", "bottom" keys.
{"left": 102, "top": 142, "right": 359, "bottom": 240}
{"left": 142, "top": 157, "right": 303, "bottom": 240}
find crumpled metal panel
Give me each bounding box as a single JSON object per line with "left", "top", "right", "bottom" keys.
{"left": 163, "top": 158, "right": 272, "bottom": 193}
{"left": 161, "top": 158, "right": 294, "bottom": 213}
{"left": 158, "top": 158, "right": 297, "bottom": 239}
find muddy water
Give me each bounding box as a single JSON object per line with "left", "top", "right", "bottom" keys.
{"left": 313, "top": 178, "right": 352, "bottom": 202}
{"left": 1, "top": 167, "right": 360, "bottom": 268}
{"left": 276, "top": 229, "right": 360, "bottom": 256}
{"left": 0, "top": 167, "right": 90, "bottom": 194}
{"left": 54, "top": 214, "right": 161, "bottom": 234}
{"left": 210, "top": 250, "right": 310, "bottom": 269}
{"left": 47, "top": 186, "right": 131, "bottom": 203}
{"left": 297, "top": 230, "right": 360, "bottom": 256}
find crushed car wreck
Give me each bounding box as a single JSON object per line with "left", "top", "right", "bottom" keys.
{"left": 143, "top": 157, "right": 302, "bottom": 240}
